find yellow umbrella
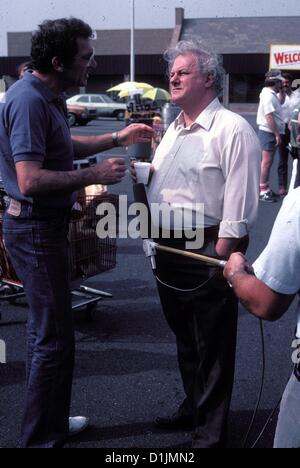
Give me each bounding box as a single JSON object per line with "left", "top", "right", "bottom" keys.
{"left": 118, "top": 89, "right": 144, "bottom": 99}
{"left": 107, "top": 81, "right": 153, "bottom": 93}
{"left": 142, "top": 88, "right": 171, "bottom": 102}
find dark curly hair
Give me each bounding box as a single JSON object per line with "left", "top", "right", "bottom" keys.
{"left": 31, "top": 17, "right": 93, "bottom": 73}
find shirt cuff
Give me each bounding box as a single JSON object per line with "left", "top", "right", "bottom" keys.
{"left": 219, "top": 219, "right": 249, "bottom": 238}
{"left": 14, "top": 154, "right": 45, "bottom": 163}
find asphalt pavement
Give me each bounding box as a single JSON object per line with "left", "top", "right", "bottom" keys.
{"left": 0, "top": 116, "right": 297, "bottom": 449}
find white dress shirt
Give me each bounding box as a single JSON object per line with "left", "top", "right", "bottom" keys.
{"left": 148, "top": 98, "right": 261, "bottom": 238}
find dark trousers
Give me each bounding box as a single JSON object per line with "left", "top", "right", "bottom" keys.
{"left": 294, "top": 150, "right": 300, "bottom": 189}
{"left": 278, "top": 127, "right": 291, "bottom": 190}
{"left": 155, "top": 229, "right": 241, "bottom": 448}
{"left": 3, "top": 205, "right": 74, "bottom": 448}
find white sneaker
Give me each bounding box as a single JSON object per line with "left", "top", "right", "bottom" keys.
{"left": 68, "top": 416, "right": 89, "bottom": 436}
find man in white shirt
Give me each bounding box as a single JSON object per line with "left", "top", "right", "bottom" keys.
{"left": 278, "top": 73, "right": 300, "bottom": 196}
{"left": 224, "top": 187, "right": 300, "bottom": 448}
{"left": 257, "top": 71, "right": 285, "bottom": 202}
{"left": 144, "top": 38, "right": 261, "bottom": 448}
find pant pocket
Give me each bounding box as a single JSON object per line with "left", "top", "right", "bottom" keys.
{"left": 3, "top": 228, "right": 39, "bottom": 272}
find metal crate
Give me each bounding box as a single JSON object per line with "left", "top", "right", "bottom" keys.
{"left": 69, "top": 193, "right": 118, "bottom": 281}
{"left": 0, "top": 190, "right": 119, "bottom": 319}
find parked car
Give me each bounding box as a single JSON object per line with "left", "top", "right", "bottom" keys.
{"left": 67, "top": 104, "right": 98, "bottom": 126}
{"left": 66, "top": 94, "right": 127, "bottom": 120}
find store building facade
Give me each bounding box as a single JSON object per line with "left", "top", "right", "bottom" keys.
{"left": 1, "top": 8, "right": 300, "bottom": 104}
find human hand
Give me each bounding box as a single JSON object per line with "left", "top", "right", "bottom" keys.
{"left": 130, "top": 160, "right": 154, "bottom": 184}
{"left": 275, "top": 134, "right": 282, "bottom": 147}
{"left": 223, "top": 252, "right": 253, "bottom": 281}
{"left": 93, "top": 158, "right": 126, "bottom": 185}
{"left": 117, "top": 124, "right": 154, "bottom": 147}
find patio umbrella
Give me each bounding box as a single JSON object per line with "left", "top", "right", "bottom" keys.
{"left": 142, "top": 88, "right": 171, "bottom": 102}
{"left": 118, "top": 88, "right": 144, "bottom": 99}
{"left": 106, "top": 81, "right": 153, "bottom": 93}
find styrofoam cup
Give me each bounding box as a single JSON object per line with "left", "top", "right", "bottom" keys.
{"left": 134, "top": 162, "right": 152, "bottom": 185}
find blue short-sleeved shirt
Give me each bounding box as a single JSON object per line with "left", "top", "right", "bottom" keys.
{"left": 0, "top": 71, "right": 75, "bottom": 208}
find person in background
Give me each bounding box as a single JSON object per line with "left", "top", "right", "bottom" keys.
{"left": 17, "top": 61, "right": 33, "bottom": 79}
{"left": 277, "top": 73, "right": 295, "bottom": 196}
{"left": 257, "top": 70, "right": 285, "bottom": 202}
{"left": 288, "top": 105, "right": 300, "bottom": 190}
{"left": 0, "top": 17, "right": 153, "bottom": 448}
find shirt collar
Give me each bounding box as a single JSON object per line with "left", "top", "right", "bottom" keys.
{"left": 174, "top": 98, "right": 222, "bottom": 132}
{"left": 23, "top": 71, "right": 64, "bottom": 103}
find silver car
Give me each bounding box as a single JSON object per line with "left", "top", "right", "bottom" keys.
{"left": 66, "top": 94, "right": 126, "bottom": 120}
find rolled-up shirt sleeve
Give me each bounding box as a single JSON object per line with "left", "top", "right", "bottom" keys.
{"left": 5, "top": 94, "right": 48, "bottom": 163}
{"left": 219, "top": 126, "right": 261, "bottom": 238}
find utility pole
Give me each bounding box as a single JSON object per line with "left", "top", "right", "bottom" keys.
{"left": 130, "top": 0, "right": 135, "bottom": 82}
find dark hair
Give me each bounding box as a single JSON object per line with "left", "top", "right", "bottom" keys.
{"left": 282, "top": 73, "right": 293, "bottom": 82}
{"left": 264, "top": 79, "right": 280, "bottom": 87}
{"left": 31, "top": 17, "right": 93, "bottom": 73}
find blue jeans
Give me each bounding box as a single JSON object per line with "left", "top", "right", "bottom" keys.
{"left": 3, "top": 204, "right": 74, "bottom": 448}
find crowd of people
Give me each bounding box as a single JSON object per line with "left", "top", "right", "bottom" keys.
{"left": 0, "top": 16, "right": 299, "bottom": 449}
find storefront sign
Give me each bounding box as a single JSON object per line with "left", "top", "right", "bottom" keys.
{"left": 270, "top": 44, "right": 300, "bottom": 70}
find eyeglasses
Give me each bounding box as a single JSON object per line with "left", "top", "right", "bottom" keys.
{"left": 75, "top": 48, "right": 96, "bottom": 67}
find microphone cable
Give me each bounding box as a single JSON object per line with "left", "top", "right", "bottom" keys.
{"left": 242, "top": 318, "right": 266, "bottom": 448}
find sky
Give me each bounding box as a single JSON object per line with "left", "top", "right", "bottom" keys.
{"left": 0, "top": 0, "right": 298, "bottom": 56}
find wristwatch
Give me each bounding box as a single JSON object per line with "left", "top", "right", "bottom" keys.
{"left": 111, "top": 132, "right": 119, "bottom": 147}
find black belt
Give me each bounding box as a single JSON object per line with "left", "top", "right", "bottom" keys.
{"left": 154, "top": 226, "right": 219, "bottom": 247}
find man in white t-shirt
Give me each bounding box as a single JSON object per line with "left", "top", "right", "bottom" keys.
{"left": 223, "top": 188, "right": 300, "bottom": 448}
{"left": 257, "top": 71, "right": 285, "bottom": 202}
{"left": 278, "top": 74, "right": 300, "bottom": 196}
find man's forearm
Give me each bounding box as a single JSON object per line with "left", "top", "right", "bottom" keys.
{"left": 265, "top": 113, "right": 280, "bottom": 136}
{"left": 228, "top": 271, "right": 294, "bottom": 321}
{"left": 228, "top": 272, "right": 266, "bottom": 315}
{"left": 22, "top": 167, "right": 97, "bottom": 196}
{"left": 72, "top": 133, "right": 116, "bottom": 159}
{"left": 215, "top": 238, "right": 241, "bottom": 259}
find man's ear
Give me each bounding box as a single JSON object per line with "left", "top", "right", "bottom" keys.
{"left": 205, "top": 72, "right": 215, "bottom": 89}
{"left": 52, "top": 56, "right": 64, "bottom": 73}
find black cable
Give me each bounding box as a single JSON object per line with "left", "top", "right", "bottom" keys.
{"left": 250, "top": 394, "right": 283, "bottom": 449}
{"left": 155, "top": 270, "right": 218, "bottom": 293}
{"left": 243, "top": 319, "right": 266, "bottom": 448}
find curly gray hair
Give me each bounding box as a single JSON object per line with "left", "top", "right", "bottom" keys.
{"left": 164, "top": 37, "right": 225, "bottom": 95}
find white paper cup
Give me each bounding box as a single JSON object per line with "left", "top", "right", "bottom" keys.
{"left": 134, "top": 162, "right": 152, "bottom": 185}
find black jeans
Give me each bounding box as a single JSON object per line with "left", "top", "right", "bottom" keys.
{"left": 278, "top": 127, "right": 291, "bottom": 190}
{"left": 3, "top": 204, "right": 74, "bottom": 448}
{"left": 155, "top": 230, "right": 241, "bottom": 448}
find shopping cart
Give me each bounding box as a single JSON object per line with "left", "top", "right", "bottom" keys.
{"left": 0, "top": 187, "right": 119, "bottom": 321}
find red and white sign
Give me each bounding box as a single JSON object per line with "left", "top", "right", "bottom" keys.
{"left": 270, "top": 44, "right": 300, "bottom": 70}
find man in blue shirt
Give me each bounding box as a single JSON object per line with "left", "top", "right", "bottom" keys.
{"left": 0, "top": 17, "right": 153, "bottom": 448}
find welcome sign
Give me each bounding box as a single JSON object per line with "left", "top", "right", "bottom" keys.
{"left": 270, "top": 45, "right": 300, "bottom": 70}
